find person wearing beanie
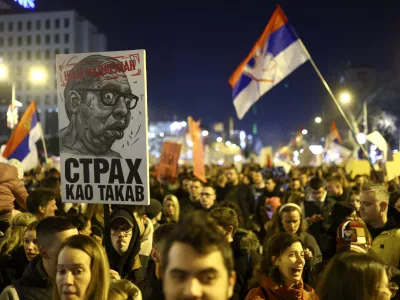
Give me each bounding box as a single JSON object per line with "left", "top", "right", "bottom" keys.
{"left": 145, "top": 199, "right": 163, "bottom": 231}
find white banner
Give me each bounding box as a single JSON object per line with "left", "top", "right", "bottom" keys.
{"left": 56, "top": 50, "right": 149, "bottom": 205}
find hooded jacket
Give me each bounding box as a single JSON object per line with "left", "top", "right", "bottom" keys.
{"left": 0, "top": 255, "right": 52, "bottom": 300}
{"left": 245, "top": 276, "right": 318, "bottom": 300}
{"left": 0, "top": 163, "right": 28, "bottom": 217}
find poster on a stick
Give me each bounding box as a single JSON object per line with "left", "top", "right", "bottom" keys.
{"left": 56, "top": 50, "right": 149, "bottom": 205}
{"left": 157, "top": 141, "right": 182, "bottom": 184}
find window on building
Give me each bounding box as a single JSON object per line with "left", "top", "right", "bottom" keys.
{"left": 36, "top": 20, "right": 41, "bottom": 30}
{"left": 8, "top": 22, "right": 13, "bottom": 32}
{"left": 55, "top": 34, "right": 59, "bottom": 44}
{"left": 27, "top": 50, "right": 31, "bottom": 60}
{"left": 18, "top": 21, "right": 22, "bottom": 31}
{"left": 0, "top": 23, "right": 3, "bottom": 32}
{"left": 45, "top": 35, "right": 50, "bottom": 44}
{"left": 17, "top": 66, "right": 22, "bottom": 76}
{"left": 17, "top": 36, "right": 22, "bottom": 46}
{"left": 36, "top": 50, "right": 41, "bottom": 60}
{"left": 8, "top": 37, "right": 13, "bottom": 47}
{"left": 64, "top": 33, "right": 69, "bottom": 44}
{"left": 7, "top": 52, "right": 12, "bottom": 61}
{"left": 27, "top": 21, "right": 32, "bottom": 31}
{"left": 45, "top": 19, "right": 50, "bottom": 29}
{"left": 36, "top": 35, "right": 41, "bottom": 45}
{"left": 45, "top": 50, "right": 50, "bottom": 59}
{"left": 27, "top": 36, "right": 31, "bottom": 45}
{"left": 64, "top": 48, "right": 69, "bottom": 54}
{"left": 17, "top": 51, "right": 22, "bottom": 60}
{"left": 55, "top": 48, "right": 60, "bottom": 56}
{"left": 55, "top": 19, "right": 60, "bottom": 29}
{"left": 64, "top": 18, "right": 70, "bottom": 28}
{"left": 0, "top": 38, "right": 3, "bottom": 47}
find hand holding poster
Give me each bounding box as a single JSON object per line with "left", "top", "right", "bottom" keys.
{"left": 157, "top": 141, "right": 182, "bottom": 184}
{"left": 56, "top": 50, "right": 149, "bottom": 205}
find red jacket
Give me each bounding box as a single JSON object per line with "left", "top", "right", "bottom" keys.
{"left": 245, "top": 276, "right": 318, "bottom": 300}
{"left": 0, "top": 163, "right": 28, "bottom": 215}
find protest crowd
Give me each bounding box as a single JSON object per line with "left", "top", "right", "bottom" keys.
{"left": 0, "top": 159, "right": 399, "bottom": 300}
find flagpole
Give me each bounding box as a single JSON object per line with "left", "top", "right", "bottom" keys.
{"left": 297, "top": 40, "right": 378, "bottom": 180}
{"left": 40, "top": 124, "right": 49, "bottom": 164}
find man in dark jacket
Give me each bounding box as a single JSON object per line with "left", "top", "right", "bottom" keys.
{"left": 0, "top": 217, "right": 78, "bottom": 300}
{"left": 193, "top": 185, "right": 217, "bottom": 212}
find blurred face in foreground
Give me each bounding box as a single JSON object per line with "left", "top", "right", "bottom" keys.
{"left": 163, "top": 242, "right": 236, "bottom": 300}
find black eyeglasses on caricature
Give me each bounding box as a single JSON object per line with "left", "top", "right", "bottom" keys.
{"left": 75, "top": 88, "right": 139, "bottom": 110}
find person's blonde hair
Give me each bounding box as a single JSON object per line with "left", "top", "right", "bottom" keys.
{"left": 53, "top": 235, "right": 110, "bottom": 300}
{"left": 0, "top": 212, "right": 37, "bottom": 257}
{"left": 163, "top": 194, "right": 180, "bottom": 223}
{"left": 85, "top": 204, "right": 104, "bottom": 226}
{"left": 108, "top": 279, "right": 142, "bottom": 300}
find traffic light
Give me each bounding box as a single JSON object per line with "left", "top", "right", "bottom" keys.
{"left": 0, "top": 81, "right": 12, "bottom": 106}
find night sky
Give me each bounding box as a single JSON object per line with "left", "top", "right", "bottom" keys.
{"left": 25, "top": 1, "right": 400, "bottom": 147}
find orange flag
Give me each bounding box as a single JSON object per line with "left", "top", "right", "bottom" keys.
{"left": 188, "top": 116, "right": 207, "bottom": 182}
{"left": 157, "top": 141, "right": 182, "bottom": 184}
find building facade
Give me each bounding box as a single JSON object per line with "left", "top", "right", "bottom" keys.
{"left": 0, "top": 10, "right": 107, "bottom": 138}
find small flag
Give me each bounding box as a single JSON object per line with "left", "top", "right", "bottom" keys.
{"left": 330, "top": 121, "right": 342, "bottom": 144}
{"left": 229, "top": 5, "right": 309, "bottom": 119}
{"left": 2, "top": 101, "right": 43, "bottom": 171}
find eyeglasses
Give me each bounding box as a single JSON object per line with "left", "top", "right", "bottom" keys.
{"left": 75, "top": 88, "right": 139, "bottom": 110}
{"left": 111, "top": 228, "right": 133, "bottom": 236}
{"left": 200, "top": 193, "right": 215, "bottom": 197}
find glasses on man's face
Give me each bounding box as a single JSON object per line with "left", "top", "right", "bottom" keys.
{"left": 111, "top": 227, "right": 133, "bottom": 236}
{"left": 76, "top": 88, "right": 139, "bottom": 110}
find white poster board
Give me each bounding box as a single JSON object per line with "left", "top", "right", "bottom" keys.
{"left": 56, "top": 50, "right": 149, "bottom": 205}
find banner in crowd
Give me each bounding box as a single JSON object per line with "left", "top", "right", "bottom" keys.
{"left": 188, "top": 116, "right": 207, "bottom": 182}
{"left": 56, "top": 50, "right": 149, "bottom": 205}
{"left": 157, "top": 141, "right": 182, "bottom": 184}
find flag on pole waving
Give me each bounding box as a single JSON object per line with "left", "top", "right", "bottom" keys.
{"left": 229, "top": 5, "right": 309, "bottom": 119}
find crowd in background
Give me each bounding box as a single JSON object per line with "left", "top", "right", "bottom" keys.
{"left": 0, "top": 159, "right": 400, "bottom": 299}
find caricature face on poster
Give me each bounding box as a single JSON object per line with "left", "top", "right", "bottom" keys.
{"left": 56, "top": 50, "right": 149, "bottom": 205}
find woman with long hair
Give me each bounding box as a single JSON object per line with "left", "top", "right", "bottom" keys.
{"left": 54, "top": 235, "right": 110, "bottom": 300}
{"left": 265, "top": 204, "right": 322, "bottom": 268}
{"left": 0, "top": 213, "right": 37, "bottom": 290}
{"left": 246, "top": 232, "right": 318, "bottom": 300}
{"left": 163, "top": 195, "right": 180, "bottom": 223}
{"left": 316, "top": 252, "right": 398, "bottom": 300}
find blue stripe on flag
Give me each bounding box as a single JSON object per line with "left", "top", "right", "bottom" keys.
{"left": 31, "top": 111, "right": 38, "bottom": 128}
{"left": 267, "top": 23, "right": 298, "bottom": 57}
{"left": 232, "top": 74, "right": 252, "bottom": 99}
{"left": 8, "top": 134, "right": 30, "bottom": 161}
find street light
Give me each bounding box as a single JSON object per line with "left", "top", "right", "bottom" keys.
{"left": 315, "top": 117, "right": 322, "bottom": 124}
{"left": 302, "top": 129, "right": 308, "bottom": 135}
{"left": 339, "top": 91, "right": 351, "bottom": 105}
{"left": 0, "top": 64, "right": 8, "bottom": 80}
{"left": 201, "top": 130, "right": 209, "bottom": 137}
{"left": 29, "top": 67, "right": 47, "bottom": 84}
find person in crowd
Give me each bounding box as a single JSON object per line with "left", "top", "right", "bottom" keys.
{"left": 161, "top": 211, "right": 236, "bottom": 300}
{"left": 107, "top": 208, "right": 142, "bottom": 287}
{"left": 53, "top": 235, "right": 110, "bottom": 300}
{"left": 85, "top": 204, "right": 104, "bottom": 240}
{"left": 196, "top": 184, "right": 217, "bottom": 212}
{"left": 0, "top": 213, "right": 37, "bottom": 290}
{"left": 40, "top": 176, "right": 64, "bottom": 216}
{"left": 285, "top": 178, "right": 304, "bottom": 202}
{"left": 315, "top": 168, "right": 324, "bottom": 180}
{"left": 174, "top": 176, "right": 191, "bottom": 200}
{"left": 180, "top": 177, "right": 203, "bottom": 213}
{"left": 0, "top": 217, "right": 78, "bottom": 300}
{"left": 208, "top": 207, "right": 258, "bottom": 300}
{"left": 316, "top": 251, "right": 398, "bottom": 300}
{"left": 265, "top": 204, "right": 322, "bottom": 274}
{"left": 162, "top": 194, "right": 180, "bottom": 223}
{"left": 218, "top": 166, "right": 253, "bottom": 226}
{"left": 245, "top": 232, "right": 317, "bottom": 299}
{"left": 390, "top": 191, "right": 400, "bottom": 213}
{"left": 264, "top": 176, "right": 284, "bottom": 199}
{"left": 145, "top": 199, "right": 163, "bottom": 231}
{"left": 360, "top": 183, "right": 400, "bottom": 269}
{"left": 349, "top": 188, "right": 361, "bottom": 213}
{"left": 299, "top": 171, "right": 310, "bottom": 190}
{"left": 251, "top": 170, "right": 266, "bottom": 212}
{"left": 143, "top": 223, "right": 176, "bottom": 300}
{"left": 66, "top": 212, "right": 92, "bottom": 236}
{"left": 109, "top": 279, "right": 143, "bottom": 300}
{"left": 325, "top": 175, "right": 351, "bottom": 202}
{"left": 0, "top": 160, "right": 29, "bottom": 235}
{"left": 219, "top": 200, "right": 245, "bottom": 229}
{"left": 26, "top": 189, "right": 58, "bottom": 220}
{"left": 353, "top": 174, "right": 367, "bottom": 190}
{"left": 22, "top": 221, "right": 39, "bottom": 262}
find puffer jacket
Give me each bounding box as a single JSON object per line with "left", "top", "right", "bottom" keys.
{"left": 0, "top": 163, "right": 28, "bottom": 216}
{"left": 371, "top": 227, "right": 400, "bottom": 269}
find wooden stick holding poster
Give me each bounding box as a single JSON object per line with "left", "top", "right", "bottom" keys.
{"left": 157, "top": 141, "right": 182, "bottom": 184}
{"left": 56, "top": 50, "right": 149, "bottom": 206}
{"left": 188, "top": 116, "right": 207, "bottom": 182}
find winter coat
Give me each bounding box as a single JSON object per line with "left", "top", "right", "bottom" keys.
{"left": 0, "top": 255, "right": 52, "bottom": 300}
{"left": 370, "top": 225, "right": 400, "bottom": 269}
{"left": 0, "top": 163, "right": 28, "bottom": 217}
{"left": 0, "top": 246, "right": 30, "bottom": 291}
{"left": 245, "top": 276, "right": 318, "bottom": 300}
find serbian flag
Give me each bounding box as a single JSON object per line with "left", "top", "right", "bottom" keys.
{"left": 2, "top": 101, "right": 43, "bottom": 171}
{"left": 229, "top": 5, "right": 309, "bottom": 119}
{"left": 329, "top": 121, "right": 342, "bottom": 144}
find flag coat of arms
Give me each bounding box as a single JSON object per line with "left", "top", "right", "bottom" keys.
{"left": 229, "top": 5, "right": 309, "bottom": 119}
